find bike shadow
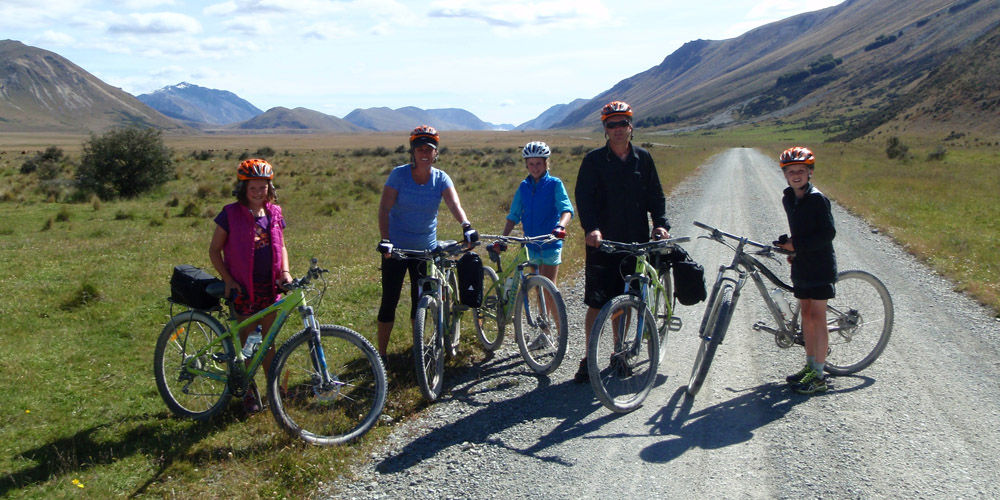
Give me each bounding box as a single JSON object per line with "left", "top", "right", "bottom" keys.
{"left": 375, "top": 351, "right": 616, "bottom": 473}
{"left": 1, "top": 408, "right": 247, "bottom": 497}
{"left": 639, "top": 375, "right": 876, "bottom": 463}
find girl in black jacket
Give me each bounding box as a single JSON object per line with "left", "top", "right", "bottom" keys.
{"left": 775, "top": 147, "right": 836, "bottom": 394}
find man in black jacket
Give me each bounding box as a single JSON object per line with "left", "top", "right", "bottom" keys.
{"left": 573, "top": 101, "right": 670, "bottom": 383}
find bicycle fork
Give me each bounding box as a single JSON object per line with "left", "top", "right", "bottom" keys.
{"left": 300, "top": 305, "right": 338, "bottom": 392}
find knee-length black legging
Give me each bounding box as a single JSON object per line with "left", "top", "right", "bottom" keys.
{"left": 377, "top": 256, "right": 427, "bottom": 323}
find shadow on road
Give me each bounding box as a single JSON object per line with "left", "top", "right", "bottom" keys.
{"left": 376, "top": 351, "right": 617, "bottom": 473}
{"left": 639, "top": 375, "right": 875, "bottom": 463}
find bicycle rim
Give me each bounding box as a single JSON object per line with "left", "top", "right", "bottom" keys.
{"left": 153, "top": 310, "right": 233, "bottom": 421}
{"left": 587, "top": 296, "right": 659, "bottom": 413}
{"left": 413, "top": 296, "right": 445, "bottom": 400}
{"left": 514, "top": 276, "right": 568, "bottom": 375}
{"left": 268, "top": 325, "right": 387, "bottom": 445}
{"left": 824, "top": 270, "right": 894, "bottom": 375}
{"left": 475, "top": 266, "right": 505, "bottom": 351}
{"left": 687, "top": 284, "right": 733, "bottom": 397}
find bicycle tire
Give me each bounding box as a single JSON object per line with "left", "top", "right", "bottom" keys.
{"left": 823, "top": 270, "right": 894, "bottom": 375}
{"left": 153, "top": 310, "right": 234, "bottom": 421}
{"left": 267, "top": 325, "right": 387, "bottom": 445}
{"left": 475, "top": 266, "right": 505, "bottom": 351}
{"left": 650, "top": 269, "right": 674, "bottom": 365}
{"left": 687, "top": 284, "right": 734, "bottom": 397}
{"left": 514, "top": 275, "right": 568, "bottom": 375}
{"left": 587, "top": 295, "right": 659, "bottom": 413}
{"left": 444, "top": 269, "right": 461, "bottom": 357}
{"left": 413, "top": 294, "right": 445, "bottom": 400}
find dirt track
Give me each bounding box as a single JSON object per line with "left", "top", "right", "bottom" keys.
{"left": 326, "top": 148, "right": 1000, "bottom": 500}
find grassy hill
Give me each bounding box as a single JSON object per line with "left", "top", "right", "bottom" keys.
{"left": 0, "top": 40, "right": 189, "bottom": 134}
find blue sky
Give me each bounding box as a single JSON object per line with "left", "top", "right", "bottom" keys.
{"left": 3, "top": 0, "right": 843, "bottom": 126}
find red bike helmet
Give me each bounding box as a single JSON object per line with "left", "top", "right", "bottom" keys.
{"left": 237, "top": 158, "right": 274, "bottom": 180}
{"left": 779, "top": 147, "right": 815, "bottom": 169}
{"left": 409, "top": 125, "right": 440, "bottom": 149}
{"left": 601, "top": 101, "right": 633, "bottom": 122}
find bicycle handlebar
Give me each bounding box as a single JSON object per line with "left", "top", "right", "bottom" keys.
{"left": 597, "top": 236, "right": 690, "bottom": 255}
{"left": 692, "top": 221, "right": 794, "bottom": 256}
{"left": 480, "top": 234, "right": 561, "bottom": 246}
{"left": 389, "top": 240, "right": 474, "bottom": 260}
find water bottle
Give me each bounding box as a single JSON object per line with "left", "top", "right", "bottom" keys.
{"left": 503, "top": 276, "right": 515, "bottom": 300}
{"left": 770, "top": 289, "right": 793, "bottom": 321}
{"left": 242, "top": 325, "right": 262, "bottom": 358}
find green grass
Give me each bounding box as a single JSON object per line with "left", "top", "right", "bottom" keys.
{"left": 1, "top": 128, "right": 995, "bottom": 499}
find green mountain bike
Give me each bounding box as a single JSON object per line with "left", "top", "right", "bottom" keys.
{"left": 477, "top": 234, "right": 569, "bottom": 375}
{"left": 154, "top": 258, "right": 387, "bottom": 445}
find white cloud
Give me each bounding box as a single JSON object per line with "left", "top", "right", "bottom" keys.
{"left": 107, "top": 12, "right": 203, "bottom": 35}
{"left": 37, "top": 30, "right": 77, "bottom": 46}
{"left": 427, "top": 0, "right": 610, "bottom": 31}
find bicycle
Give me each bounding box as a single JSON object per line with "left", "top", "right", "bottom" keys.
{"left": 685, "top": 221, "right": 894, "bottom": 397}
{"left": 476, "top": 234, "right": 569, "bottom": 375}
{"left": 154, "top": 258, "right": 387, "bottom": 445}
{"left": 586, "top": 236, "right": 691, "bottom": 413}
{"left": 389, "top": 240, "right": 476, "bottom": 401}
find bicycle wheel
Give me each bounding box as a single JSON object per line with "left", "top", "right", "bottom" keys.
{"left": 687, "top": 283, "right": 734, "bottom": 397}
{"left": 413, "top": 294, "right": 445, "bottom": 400}
{"left": 443, "top": 269, "right": 462, "bottom": 357}
{"left": 475, "top": 266, "right": 505, "bottom": 351}
{"left": 650, "top": 269, "right": 674, "bottom": 365}
{"left": 514, "top": 275, "right": 568, "bottom": 375}
{"left": 823, "top": 270, "right": 894, "bottom": 375}
{"left": 267, "top": 325, "right": 387, "bottom": 445}
{"left": 153, "top": 310, "right": 234, "bottom": 421}
{"left": 587, "top": 295, "right": 659, "bottom": 413}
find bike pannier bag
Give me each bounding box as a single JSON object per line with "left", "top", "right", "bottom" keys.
{"left": 670, "top": 248, "right": 707, "bottom": 306}
{"left": 170, "top": 264, "right": 223, "bottom": 310}
{"left": 456, "top": 252, "right": 484, "bottom": 308}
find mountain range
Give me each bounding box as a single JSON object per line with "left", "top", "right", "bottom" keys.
{"left": 136, "top": 82, "right": 262, "bottom": 126}
{"left": 1, "top": 0, "right": 998, "bottom": 137}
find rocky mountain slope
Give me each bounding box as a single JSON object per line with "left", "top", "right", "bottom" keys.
{"left": 137, "top": 82, "right": 262, "bottom": 126}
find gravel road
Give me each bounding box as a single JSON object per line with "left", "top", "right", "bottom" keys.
{"left": 324, "top": 148, "right": 1000, "bottom": 500}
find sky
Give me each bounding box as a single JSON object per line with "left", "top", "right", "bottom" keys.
{"left": 3, "top": 0, "right": 844, "bottom": 126}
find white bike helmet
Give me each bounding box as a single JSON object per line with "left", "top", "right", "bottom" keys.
{"left": 521, "top": 141, "right": 551, "bottom": 159}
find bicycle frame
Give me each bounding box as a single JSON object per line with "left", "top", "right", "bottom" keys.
{"left": 482, "top": 234, "right": 552, "bottom": 325}
{"left": 698, "top": 234, "right": 801, "bottom": 347}
{"left": 178, "top": 265, "right": 330, "bottom": 393}
{"left": 600, "top": 238, "right": 688, "bottom": 349}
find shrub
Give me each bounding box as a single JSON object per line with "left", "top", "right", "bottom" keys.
{"left": 885, "top": 136, "right": 910, "bottom": 159}
{"left": 20, "top": 146, "right": 66, "bottom": 178}
{"left": 927, "top": 146, "right": 947, "bottom": 161}
{"left": 254, "top": 146, "right": 276, "bottom": 158}
{"left": 76, "top": 126, "right": 174, "bottom": 200}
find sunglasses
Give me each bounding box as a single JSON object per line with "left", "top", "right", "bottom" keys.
{"left": 604, "top": 120, "right": 631, "bottom": 129}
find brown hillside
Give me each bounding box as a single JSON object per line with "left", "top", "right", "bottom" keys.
{"left": 0, "top": 40, "right": 189, "bottom": 133}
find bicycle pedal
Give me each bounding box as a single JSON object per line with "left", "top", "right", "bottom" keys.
{"left": 668, "top": 316, "right": 683, "bottom": 332}
{"left": 211, "top": 352, "right": 231, "bottom": 362}
{"left": 752, "top": 321, "right": 766, "bottom": 331}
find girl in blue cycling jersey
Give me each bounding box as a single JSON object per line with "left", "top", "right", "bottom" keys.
{"left": 496, "top": 141, "right": 574, "bottom": 286}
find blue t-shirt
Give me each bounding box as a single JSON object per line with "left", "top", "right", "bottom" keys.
{"left": 385, "top": 164, "right": 454, "bottom": 250}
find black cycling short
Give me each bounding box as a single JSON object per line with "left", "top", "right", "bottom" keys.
{"left": 378, "top": 256, "right": 426, "bottom": 323}
{"left": 793, "top": 283, "right": 836, "bottom": 301}
{"left": 583, "top": 246, "right": 636, "bottom": 309}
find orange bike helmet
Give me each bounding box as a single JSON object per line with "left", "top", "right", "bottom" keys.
{"left": 409, "top": 125, "right": 440, "bottom": 149}
{"left": 778, "top": 147, "right": 815, "bottom": 169}
{"left": 237, "top": 158, "right": 274, "bottom": 180}
{"left": 601, "top": 101, "right": 633, "bottom": 122}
